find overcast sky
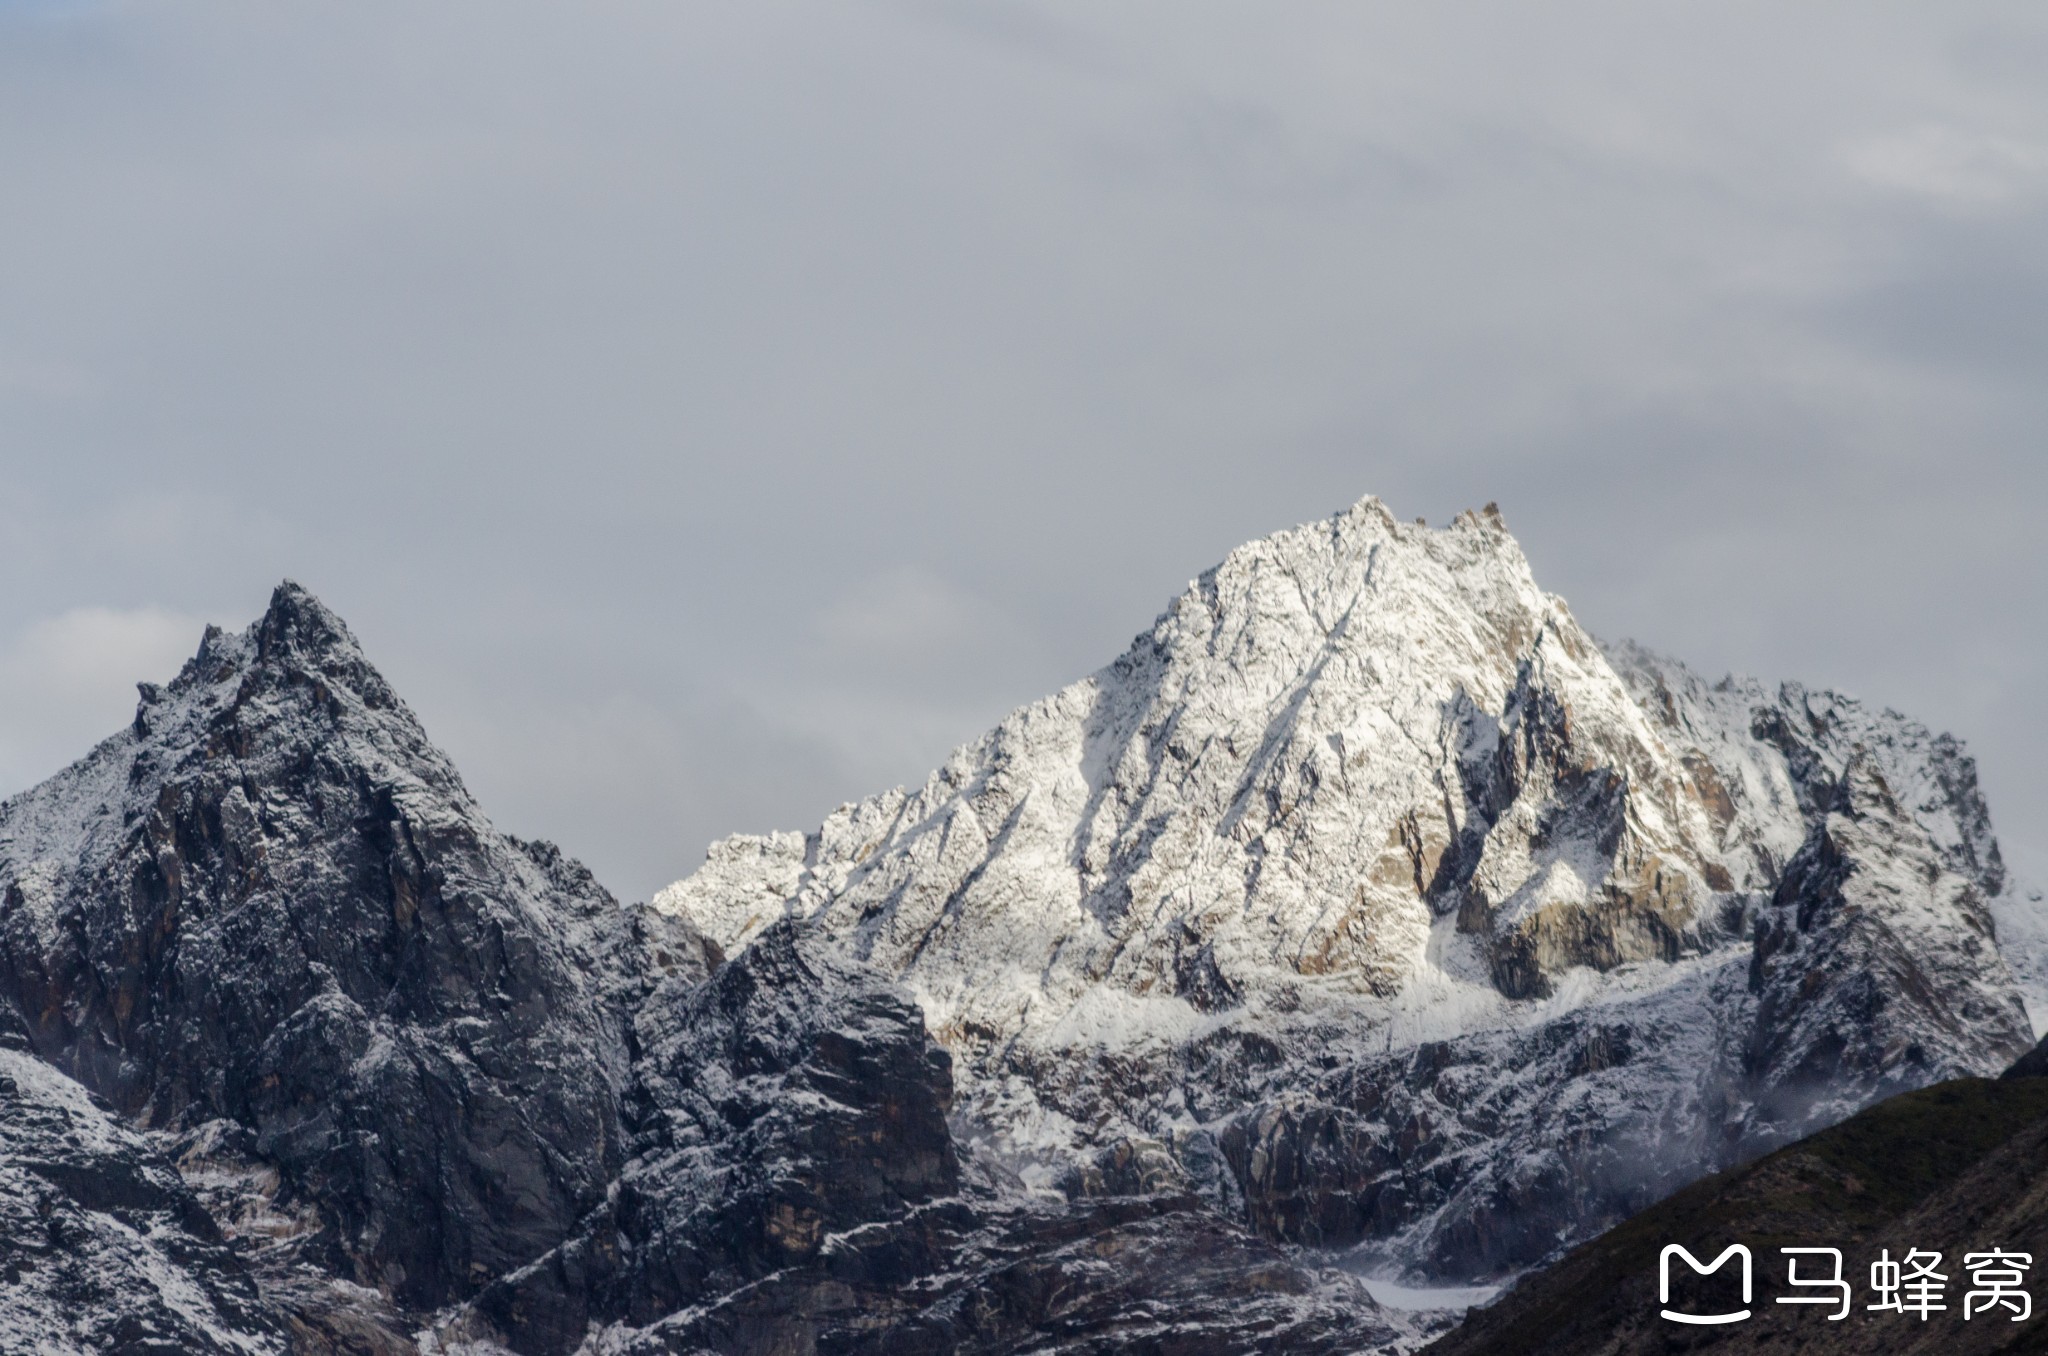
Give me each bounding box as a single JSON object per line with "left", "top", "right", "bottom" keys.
{"left": 1, "top": 1, "right": 2043, "bottom": 900}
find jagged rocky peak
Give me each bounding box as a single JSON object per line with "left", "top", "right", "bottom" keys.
{"left": 0, "top": 581, "right": 701, "bottom": 1316}
{"left": 1744, "top": 750, "right": 2026, "bottom": 1133}
{"left": 661, "top": 496, "right": 1744, "bottom": 1032}
{"left": 1608, "top": 641, "right": 2008, "bottom": 900}
{"left": 132, "top": 580, "right": 403, "bottom": 739}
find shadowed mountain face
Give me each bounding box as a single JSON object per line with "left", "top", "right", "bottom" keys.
{"left": 1424, "top": 1050, "right": 2048, "bottom": 1356}
{"left": 0, "top": 1021, "right": 286, "bottom": 1356}
{"left": 458, "top": 923, "right": 1404, "bottom": 1356}
{"left": 0, "top": 583, "right": 648, "bottom": 1313}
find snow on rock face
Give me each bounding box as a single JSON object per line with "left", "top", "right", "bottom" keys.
{"left": 659, "top": 499, "right": 1733, "bottom": 1035}
{"left": 655, "top": 496, "right": 2041, "bottom": 1277}
{"left": 1606, "top": 639, "right": 2008, "bottom": 901}
{"left": 452, "top": 920, "right": 961, "bottom": 1354}
{"left": 434, "top": 921, "right": 1419, "bottom": 1356}
{"left": 0, "top": 1029, "right": 285, "bottom": 1356}
{"left": 1745, "top": 754, "right": 2023, "bottom": 1133}
{"left": 563, "top": 1191, "right": 1419, "bottom": 1356}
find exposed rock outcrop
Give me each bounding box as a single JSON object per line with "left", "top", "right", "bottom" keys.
{"left": 0, "top": 584, "right": 661, "bottom": 1315}
{"left": 0, "top": 1033, "right": 286, "bottom": 1355}
{"left": 463, "top": 921, "right": 961, "bottom": 1352}
{"left": 1744, "top": 754, "right": 2020, "bottom": 1137}
{"left": 454, "top": 922, "right": 1410, "bottom": 1355}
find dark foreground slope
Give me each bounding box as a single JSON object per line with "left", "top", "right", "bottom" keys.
{"left": 1426, "top": 1052, "right": 2048, "bottom": 1356}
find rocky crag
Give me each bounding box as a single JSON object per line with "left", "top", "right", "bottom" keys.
{"left": 655, "top": 496, "right": 2042, "bottom": 1282}
{"left": 0, "top": 1015, "right": 285, "bottom": 1356}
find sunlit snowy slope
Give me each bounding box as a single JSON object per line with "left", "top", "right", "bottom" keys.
{"left": 657, "top": 496, "right": 2044, "bottom": 1278}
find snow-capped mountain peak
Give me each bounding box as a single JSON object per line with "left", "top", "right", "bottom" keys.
{"left": 655, "top": 495, "right": 2040, "bottom": 1276}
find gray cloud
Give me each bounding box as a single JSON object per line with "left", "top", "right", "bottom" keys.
{"left": 1, "top": 0, "right": 2043, "bottom": 896}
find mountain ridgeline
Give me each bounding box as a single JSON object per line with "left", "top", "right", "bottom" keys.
{"left": 0, "top": 496, "right": 2036, "bottom": 1354}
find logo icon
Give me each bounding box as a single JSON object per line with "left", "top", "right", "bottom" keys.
{"left": 1661, "top": 1244, "right": 1753, "bottom": 1325}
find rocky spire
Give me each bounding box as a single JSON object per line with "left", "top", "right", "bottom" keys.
{"left": 0, "top": 583, "right": 646, "bottom": 1313}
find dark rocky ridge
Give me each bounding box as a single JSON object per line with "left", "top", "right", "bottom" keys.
{"left": 466, "top": 921, "right": 964, "bottom": 1351}
{"left": 1743, "top": 754, "right": 2018, "bottom": 1138}
{"left": 584, "top": 1192, "right": 1411, "bottom": 1355}
{"left": 0, "top": 583, "right": 653, "bottom": 1314}
{"left": 452, "top": 922, "right": 1407, "bottom": 1355}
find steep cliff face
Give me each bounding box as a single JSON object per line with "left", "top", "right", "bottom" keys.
{"left": 0, "top": 584, "right": 673, "bottom": 1315}
{"left": 459, "top": 921, "right": 963, "bottom": 1353}
{"left": 1744, "top": 756, "right": 2020, "bottom": 1135}
{"left": 562, "top": 1192, "right": 1410, "bottom": 1356}
{"left": 1608, "top": 640, "right": 2009, "bottom": 900}
{"left": 656, "top": 497, "right": 2040, "bottom": 1278}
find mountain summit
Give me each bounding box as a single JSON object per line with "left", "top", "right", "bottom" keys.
{"left": 656, "top": 495, "right": 2040, "bottom": 1277}
{"left": 0, "top": 579, "right": 657, "bottom": 1324}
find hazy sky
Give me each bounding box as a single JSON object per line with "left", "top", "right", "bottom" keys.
{"left": 2, "top": 1, "right": 2044, "bottom": 900}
